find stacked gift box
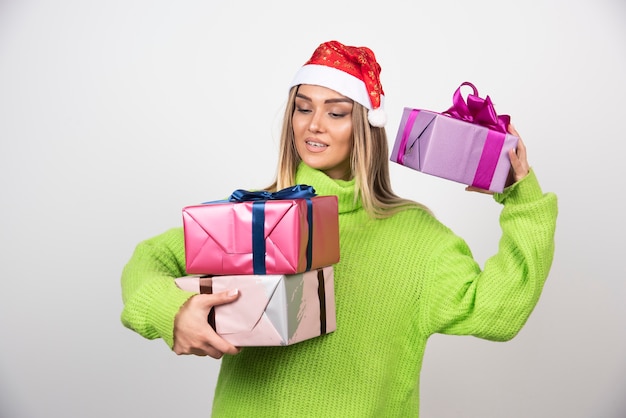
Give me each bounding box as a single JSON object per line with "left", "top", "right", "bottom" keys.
{"left": 390, "top": 81, "right": 519, "bottom": 193}
{"left": 176, "top": 184, "right": 340, "bottom": 346}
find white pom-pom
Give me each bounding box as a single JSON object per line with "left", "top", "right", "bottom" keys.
{"left": 368, "top": 108, "right": 387, "bottom": 127}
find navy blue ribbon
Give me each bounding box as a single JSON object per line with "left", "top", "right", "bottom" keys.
{"left": 227, "top": 185, "right": 317, "bottom": 275}
{"left": 228, "top": 184, "right": 317, "bottom": 202}
{"left": 251, "top": 202, "right": 267, "bottom": 274}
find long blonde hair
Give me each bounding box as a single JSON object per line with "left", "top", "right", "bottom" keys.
{"left": 268, "top": 86, "right": 429, "bottom": 219}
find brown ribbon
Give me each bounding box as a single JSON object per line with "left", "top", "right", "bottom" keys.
{"left": 198, "top": 275, "right": 216, "bottom": 329}
{"left": 317, "top": 269, "right": 327, "bottom": 335}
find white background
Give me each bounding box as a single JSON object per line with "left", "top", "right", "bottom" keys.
{"left": 1, "top": 1, "right": 624, "bottom": 417}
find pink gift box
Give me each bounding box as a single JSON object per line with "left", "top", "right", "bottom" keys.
{"left": 390, "top": 82, "right": 519, "bottom": 193}
{"left": 183, "top": 191, "right": 339, "bottom": 275}
{"left": 175, "top": 266, "right": 336, "bottom": 346}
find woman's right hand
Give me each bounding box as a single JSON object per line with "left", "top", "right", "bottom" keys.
{"left": 172, "top": 289, "right": 241, "bottom": 359}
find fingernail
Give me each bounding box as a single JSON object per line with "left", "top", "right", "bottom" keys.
{"left": 228, "top": 288, "right": 239, "bottom": 297}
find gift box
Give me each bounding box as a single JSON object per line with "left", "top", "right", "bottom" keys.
{"left": 390, "top": 82, "right": 519, "bottom": 193}
{"left": 175, "top": 266, "right": 336, "bottom": 346}
{"left": 183, "top": 184, "right": 340, "bottom": 275}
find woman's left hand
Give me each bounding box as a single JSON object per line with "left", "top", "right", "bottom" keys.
{"left": 506, "top": 124, "right": 529, "bottom": 184}
{"left": 465, "top": 124, "right": 530, "bottom": 194}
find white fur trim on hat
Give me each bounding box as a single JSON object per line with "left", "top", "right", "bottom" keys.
{"left": 290, "top": 64, "right": 373, "bottom": 110}
{"left": 290, "top": 64, "right": 387, "bottom": 127}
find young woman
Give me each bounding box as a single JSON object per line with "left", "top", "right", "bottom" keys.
{"left": 121, "top": 40, "right": 558, "bottom": 416}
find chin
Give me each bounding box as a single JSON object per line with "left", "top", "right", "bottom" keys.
{"left": 300, "top": 157, "right": 326, "bottom": 171}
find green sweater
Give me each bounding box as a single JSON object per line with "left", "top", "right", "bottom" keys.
{"left": 121, "top": 163, "right": 558, "bottom": 417}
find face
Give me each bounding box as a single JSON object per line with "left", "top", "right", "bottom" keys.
{"left": 292, "top": 84, "right": 354, "bottom": 180}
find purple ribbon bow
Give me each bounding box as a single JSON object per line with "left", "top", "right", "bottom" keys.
{"left": 443, "top": 81, "right": 510, "bottom": 133}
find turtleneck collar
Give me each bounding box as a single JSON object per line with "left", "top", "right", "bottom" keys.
{"left": 295, "top": 163, "right": 362, "bottom": 214}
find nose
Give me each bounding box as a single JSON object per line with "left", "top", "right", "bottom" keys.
{"left": 308, "top": 111, "right": 324, "bottom": 133}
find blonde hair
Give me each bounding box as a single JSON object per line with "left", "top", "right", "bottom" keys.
{"left": 268, "top": 86, "right": 429, "bottom": 219}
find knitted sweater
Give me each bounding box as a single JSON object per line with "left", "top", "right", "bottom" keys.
{"left": 120, "top": 163, "right": 558, "bottom": 417}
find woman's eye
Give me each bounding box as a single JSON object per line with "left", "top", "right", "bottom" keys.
{"left": 296, "top": 107, "right": 312, "bottom": 114}
{"left": 329, "top": 112, "right": 347, "bottom": 118}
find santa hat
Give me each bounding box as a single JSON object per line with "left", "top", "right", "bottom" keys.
{"left": 289, "top": 40, "right": 387, "bottom": 127}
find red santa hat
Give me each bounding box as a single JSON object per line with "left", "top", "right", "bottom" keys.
{"left": 289, "top": 40, "right": 387, "bottom": 127}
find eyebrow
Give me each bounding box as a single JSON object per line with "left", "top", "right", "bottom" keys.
{"left": 295, "top": 93, "right": 353, "bottom": 104}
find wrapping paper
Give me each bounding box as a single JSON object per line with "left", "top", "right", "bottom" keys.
{"left": 390, "top": 82, "right": 519, "bottom": 193}
{"left": 175, "top": 266, "right": 336, "bottom": 346}
{"left": 183, "top": 191, "right": 339, "bottom": 275}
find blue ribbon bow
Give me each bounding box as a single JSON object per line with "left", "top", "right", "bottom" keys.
{"left": 227, "top": 184, "right": 317, "bottom": 275}
{"left": 228, "top": 184, "right": 317, "bottom": 202}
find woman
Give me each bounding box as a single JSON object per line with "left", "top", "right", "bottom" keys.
{"left": 121, "top": 40, "right": 558, "bottom": 416}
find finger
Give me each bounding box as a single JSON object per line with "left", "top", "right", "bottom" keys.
{"left": 507, "top": 123, "right": 528, "bottom": 179}
{"left": 187, "top": 345, "right": 224, "bottom": 359}
{"left": 515, "top": 137, "right": 527, "bottom": 163}
{"left": 509, "top": 147, "right": 520, "bottom": 169}
{"left": 175, "top": 329, "right": 241, "bottom": 358}
{"left": 175, "top": 337, "right": 240, "bottom": 358}
{"left": 194, "top": 289, "right": 240, "bottom": 310}
{"left": 211, "top": 288, "right": 240, "bottom": 307}
{"left": 508, "top": 145, "right": 529, "bottom": 182}
{"left": 508, "top": 124, "right": 527, "bottom": 167}
{"left": 508, "top": 123, "right": 520, "bottom": 137}
{"left": 200, "top": 345, "right": 230, "bottom": 359}
{"left": 206, "top": 333, "right": 241, "bottom": 357}
{"left": 465, "top": 185, "right": 494, "bottom": 195}
{"left": 203, "top": 344, "right": 241, "bottom": 359}
{"left": 508, "top": 125, "right": 518, "bottom": 136}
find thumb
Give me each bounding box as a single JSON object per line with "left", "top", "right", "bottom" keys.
{"left": 210, "top": 288, "right": 240, "bottom": 307}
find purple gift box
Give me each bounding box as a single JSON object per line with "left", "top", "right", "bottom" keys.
{"left": 390, "top": 82, "right": 519, "bottom": 193}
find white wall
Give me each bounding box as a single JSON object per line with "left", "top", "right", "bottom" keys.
{"left": 1, "top": 1, "right": 624, "bottom": 417}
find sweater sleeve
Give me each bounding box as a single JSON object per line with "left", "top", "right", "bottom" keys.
{"left": 120, "top": 227, "right": 195, "bottom": 348}
{"left": 422, "top": 169, "right": 558, "bottom": 341}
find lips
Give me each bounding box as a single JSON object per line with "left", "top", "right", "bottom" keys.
{"left": 306, "top": 140, "right": 327, "bottom": 148}
{"left": 305, "top": 139, "right": 328, "bottom": 153}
